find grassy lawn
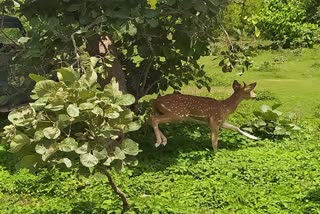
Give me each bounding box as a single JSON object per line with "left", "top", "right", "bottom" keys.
{"left": 1, "top": 46, "right": 320, "bottom": 213}
{"left": 197, "top": 46, "right": 320, "bottom": 119}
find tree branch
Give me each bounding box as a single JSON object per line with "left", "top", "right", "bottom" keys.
{"left": 140, "top": 56, "right": 154, "bottom": 97}
{"left": 70, "top": 31, "right": 80, "bottom": 69}
{"left": 105, "top": 168, "right": 129, "bottom": 213}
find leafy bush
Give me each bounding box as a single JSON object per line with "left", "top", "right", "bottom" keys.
{"left": 255, "top": 90, "right": 276, "bottom": 101}
{"left": 222, "top": 0, "right": 263, "bottom": 36}
{"left": 253, "top": 61, "right": 278, "bottom": 72}
{"left": 253, "top": 0, "right": 319, "bottom": 48}
{"left": 0, "top": 59, "right": 141, "bottom": 172}
{"left": 242, "top": 104, "right": 300, "bottom": 139}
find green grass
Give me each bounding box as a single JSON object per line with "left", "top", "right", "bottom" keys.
{"left": 197, "top": 45, "right": 320, "bottom": 119}
{"left": 1, "top": 46, "right": 320, "bottom": 213}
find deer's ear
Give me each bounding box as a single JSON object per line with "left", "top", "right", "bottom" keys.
{"left": 244, "top": 82, "right": 257, "bottom": 91}
{"left": 232, "top": 80, "right": 241, "bottom": 90}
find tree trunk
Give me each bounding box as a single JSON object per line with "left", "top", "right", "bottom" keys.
{"left": 87, "top": 35, "right": 128, "bottom": 93}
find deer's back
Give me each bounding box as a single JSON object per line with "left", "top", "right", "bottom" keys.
{"left": 154, "top": 93, "right": 222, "bottom": 117}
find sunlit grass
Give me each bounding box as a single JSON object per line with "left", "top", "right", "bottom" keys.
{"left": 1, "top": 45, "right": 320, "bottom": 213}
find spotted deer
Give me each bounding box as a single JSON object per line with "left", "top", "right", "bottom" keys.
{"left": 151, "top": 80, "right": 258, "bottom": 152}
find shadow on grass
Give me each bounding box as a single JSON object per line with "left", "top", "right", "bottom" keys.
{"left": 70, "top": 201, "right": 109, "bottom": 214}
{"left": 129, "top": 122, "right": 249, "bottom": 174}
{"left": 301, "top": 187, "right": 320, "bottom": 213}
{"left": 0, "top": 148, "right": 17, "bottom": 171}
{"left": 305, "top": 188, "right": 320, "bottom": 203}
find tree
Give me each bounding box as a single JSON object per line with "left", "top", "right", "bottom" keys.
{"left": 4, "top": 0, "right": 231, "bottom": 100}
{"left": 1, "top": 0, "right": 237, "bottom": 212}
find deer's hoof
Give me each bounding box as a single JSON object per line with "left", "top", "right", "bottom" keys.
{"left": 162, "top": 139, "right": 167, "bottom": 146}
{"left": 155, "top": 142, "right": 161, "bottom": 148}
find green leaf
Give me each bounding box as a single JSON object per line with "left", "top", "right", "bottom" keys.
{"left": 274, "top": 127, "right": 287, "bottom": 135}
{"left": 18, "top": 36, "right": 30, "bottom": 44}
{"left": 114, "top": 147, "right": 126, "bottom": 160}
{"left": 0, "top": 95, "right": 9, "bottom": 106}
{"left": 272, "top": 103, "right": 282, "bottom": 110}
{"left": 45, "top": 104, "right": 64, "bottom": 112}
{"left": 124, "top": 156, "right": 139, "bottom": 166}
{"left": 80, "top": 153, "right": 99, "bottom": 168}
{"left": 256, "top": 119, "right": 267, "bottom": 126}
{"left": 75, "top": 142, "right": 89, "bottom": 154}
{"left": 91, "top": 107, "right": 104, "bottom": 116}
{"left": 121, "top": 138, "right": 141, "bottom": 156}
{"left": 272, "top": 110, "right": 282, "bottom": 116}
{"left": 58, "top": 158, "right": 72, "bottom": 168}
{"left": 34, "top": 130, "right": 45, "bottom": 141}
{"left": 264, "top": 111, "right": 279, "bottom": 120}
{"left": 106, "top": 112, "right": 120, "bottom": 119}
{"left": 57, "top": 67, "right": 80, "bottom": 86}
{"left": 93, "top": 147, "right": 108, "bottom": 160}
{"left": 254, "top": 26, "right": 261, "bottom": 38}
{"left": 127, "top": 121, "right": 141, "bottom": 132}
{"left": 29, "top": 73, "right": 47, "bottom": 82}
{"left": 57, "top": 114, "right": 71, "bottom": 129}
{"left": 147, "top": 0, "right": 157, "bottom": 9}
{"left": 113, "top": 160, "right": 125, "bottom": 172}
{"left": 103, "top": 157, "right": 114, "bottom": 166}
{"left": 67, "top": 104, "right": 80, "bottom": 117}
{"left": 43, "top": 127, "right": 61, "bottom": 140}
{"left": 66, "top": 4, "right": 82, "bottom": 12}
{"left": 242, "top": 127, "right": 253, "bottom": 133}
{"left": 19, "top": 155, "right": 38, "bottom": 168}
{"left": 193, "top": 1, "right": 207, "bottom": 12}
{"left": 42, "top": 144, "right": 58, "bottom": 161}
{"left": 147, "top": 18, "right": 159, "bottom": 28}
{"left": 30, "top": 102, "right": 46, "bottom": 111}
{"left": 260, "top": 104, "right": 272, "bottom": 113}
{"left": 35, "top": 144, "right": 47, "bottom": 155}
{"left": 116, "top": 94, "right": 135, "bottom": 106}
{"left": 128, "top": 22, "right": 137, "bottom": 36}
{"left": 144, "top": 9, "right": 159, "bottom": 18}
{"left": 79, "top": 103, "right": 95, "bottom": 110}
{"left": 8, "top": 107, "right": 35, "bottom": 127}
{"left": 82, "top": 70, "right": 98, "bottom": 87}
{"left": 166, "top": 0, "right": 176, "bottom": 6}
{"left": 59, "top": 137, "right": 78, "bottom": 152}
{"left": 8, "top": 134, "right": 30, "bottom": 153}
{"left": 33, "top": 80, "right": 59, "bottom": 98}
{"left": 181, "top": 0, "right": 193, "bottom": 9}
{"left": 104, "top": 78, "right": 122, "bottom": 97}
{"left": 90, "top": 57, "right": 100, "bottom": 68}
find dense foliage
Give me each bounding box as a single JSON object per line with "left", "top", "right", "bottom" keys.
{"left": 223, "top": 0, "right": 320, "bottom": 48}
{"left": 253, "top": 0, "right": 319, "bottom": 48}
{"left": 2, "top": 0, "right": 231, "bottom": 101}
{"left": 0, "top": 57, "right": 141, "bottom": 171}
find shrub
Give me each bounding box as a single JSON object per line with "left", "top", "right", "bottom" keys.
{"left": 1, "top": 63, "right": 142, "bottom": 171}
{"left": 253, "top": 0, "right": 319, "bottom": 48}
{"left": 255, "top": 90, "right": 276, "bottom": 101}
{"left": 242, "top": 104, "right": 300, "bottom": 139}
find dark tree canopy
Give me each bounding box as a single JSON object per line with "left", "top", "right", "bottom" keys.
{"left": 3, "top": 0, "right": 230, "bottom": 100}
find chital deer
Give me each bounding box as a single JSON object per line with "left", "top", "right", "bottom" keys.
{"left": 151, "top": 80, "right": 258, "bottom": 152}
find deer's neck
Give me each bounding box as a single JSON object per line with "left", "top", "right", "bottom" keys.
{"left": 221, "top": 92, "right": 243, "bottom": 115}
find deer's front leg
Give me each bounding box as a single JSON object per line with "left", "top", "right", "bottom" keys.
{"left": 209, "top": 117, "right": 219, "bottom": 152}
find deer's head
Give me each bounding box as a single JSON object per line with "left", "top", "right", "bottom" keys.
{"left": 232, "top": 80, "right": 257, "bottom": 99}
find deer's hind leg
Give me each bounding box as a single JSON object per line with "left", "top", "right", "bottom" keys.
{"left": 151, "top": 114, "right": 183, "bottom": 147}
